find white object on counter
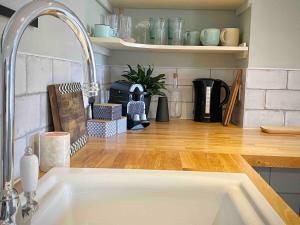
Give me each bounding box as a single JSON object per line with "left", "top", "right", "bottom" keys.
{"left": 39, "top": 132, "right": 70, "bottom": 172}
{"left": 117, "top": 117, "right": 127, "bottom": 134}
{"left": 169, "top": 73, "right": 182, "bottom": 119}
{"left": 20, "top": 147, "right": 39, "bottom": 193}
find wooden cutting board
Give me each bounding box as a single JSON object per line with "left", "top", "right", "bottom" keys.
{"left": 222, "top": 69, "right": 242, "bottom": 126}
{"left": 48, "top": 83, "right": 87, "bottom": 155}
{"left": 261, "top": 126, "right": 300, "bottom": 135}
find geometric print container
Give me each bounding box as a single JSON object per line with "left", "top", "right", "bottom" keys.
{"left": 117, "top": 117, "right": 127, "bottom": 134}
{"left": 87, "top": 120, "right": 117, "bottom": 138}
{"left": 93, "top": 103, "right": 122, "bottom": 120}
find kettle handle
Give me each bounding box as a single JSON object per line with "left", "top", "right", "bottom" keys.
{"left": 220, "top": 81, "right": 230, "bottom": 106}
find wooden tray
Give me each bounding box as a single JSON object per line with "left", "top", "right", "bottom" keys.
{"left": 48, "top": 83, "right": 88, "bottom": 155}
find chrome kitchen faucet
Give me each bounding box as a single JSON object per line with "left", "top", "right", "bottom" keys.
{"left": 0, "top": 0, "right": 99, "bottom": 224}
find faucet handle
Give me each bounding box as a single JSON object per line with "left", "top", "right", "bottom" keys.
{"left": 20, "top": 147, "right": 39, "bottom": 217}
{"left": 20, "top": 147, "right": 39, "bottom": 193}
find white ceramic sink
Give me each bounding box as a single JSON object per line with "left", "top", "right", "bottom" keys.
{"left": 28, "top": 168, "right": 285, "bottom": 225}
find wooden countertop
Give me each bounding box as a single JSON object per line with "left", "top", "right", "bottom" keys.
{"left": 81, "top": 120, "right": 300, "bottom": 168}
{"left": 70, "top": 120, "right": 300, "bottom": 224}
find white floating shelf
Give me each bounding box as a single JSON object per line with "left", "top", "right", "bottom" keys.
{"left": 91, "top": 37, "right": 248, "bottom": 58}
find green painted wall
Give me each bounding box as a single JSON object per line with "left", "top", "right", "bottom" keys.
{"left": 0, "top": 0, "right": 107, "bottom": 63}
{"left": 248, "top": 0, "right": 300, "bottom": 69}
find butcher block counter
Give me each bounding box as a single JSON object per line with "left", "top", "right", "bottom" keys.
{"left": 70, "top": 120, "right": 300, "bottom": 224}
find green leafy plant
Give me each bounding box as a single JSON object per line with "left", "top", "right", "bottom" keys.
{"left": 122, "top": 64, "right": 166, "bottom": 96}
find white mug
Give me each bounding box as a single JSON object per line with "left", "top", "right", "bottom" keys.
{"left": 220, "top": 28, "right": 240, "bottom": 46}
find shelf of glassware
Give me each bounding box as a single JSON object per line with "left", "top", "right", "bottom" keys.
{"left": 90, "top": 37, "right": 248, "bottom": 58}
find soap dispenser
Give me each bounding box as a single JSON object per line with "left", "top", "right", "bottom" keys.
{"left": 20, "top": 147, "right": 39, "bottom": 214}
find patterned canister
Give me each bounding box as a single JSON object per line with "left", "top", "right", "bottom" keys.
{"left": 87, "top": 119, "right": 117, "bottom": 137}
{"left": 93, "top": 103, "right": 122, "bottom": 120}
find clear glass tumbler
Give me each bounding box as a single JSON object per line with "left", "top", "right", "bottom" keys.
{"left": 168, "top": 17, "right": 184, "bottom": 45}
{"left": 135, "top": 19, "right": 151, "bottom": 44}
{"left": 108, "top": 14, "right": 119, "bottom": 37}
{"left": 119, "top": 15, "right": 132, "bottom": 41}
{"left": 151, "top": 17, "right": 168, "bottom": 45}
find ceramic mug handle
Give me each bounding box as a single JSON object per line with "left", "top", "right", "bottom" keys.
{"left": 200, "top": 30, "right": 207, "bottom": 43}
{"left": 220, "top": 30, "right": 227, "bottom": 45}
{"left": 184, "top": 31, "right": 190, "bottom": 44}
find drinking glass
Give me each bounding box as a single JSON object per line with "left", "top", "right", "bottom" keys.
{"left": 108, "top": 14, "right": 119, "bottom": 37}
{"left": 168, "top": 17, "right": 184, "bottom": 45}
{"left": 150, "top": 17, "right": 168, "bottom": 45}
{"left": 119, "top": 15, "right": 132, "bottom": 41}
{"left": 135, "top": 20, "right": 150, "bottom": 44}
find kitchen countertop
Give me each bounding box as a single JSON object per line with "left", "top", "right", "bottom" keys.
{"left": 76, "top": 120, "right": 300, "bottom": 168}
{"left": 70, "top": 120, "right": 300, "bottom": 224}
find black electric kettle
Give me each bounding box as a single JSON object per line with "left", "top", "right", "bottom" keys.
{"left": 193, "top": 78, "right": 230, "bottom": 122}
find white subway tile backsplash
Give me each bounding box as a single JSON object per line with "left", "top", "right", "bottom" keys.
{"left": 15, "top": 54, "right": 27, "bottom": 96}
{"left": 211, "top": 69, "right": 235, "bottom": 86}
{"left": 40, "top": 93, "right": 52, "bottom": 127}
{"left": 244, "top": 89, "right": 265, "bottom": 109}
{"left": 148, "top": 101, "right": 158, "bottom": 119}
{"left": 243, "top": 110, "right": 284, "bottom": 128}
{"left": 96, "top": 65, "right": 104, "bottom": 84}
{"left": 288, "top": 70, "right": 300, "bottom": 90}
{"left": 179, "top": 86, "right": 193, "bottom": 103}
{"left": 266, "top": 90, "right": 300, "bottom": 110}
{"left": 27, "top": 127, "right": 48, "bottom": 162}
{"left": 14, "top": 137, "right": 27, "bottom": 178}
{"left": 241, "top": 68, "right": 300, "bottom": 127}
{"left": 97, "top": 85, "right": 111, "bottom": 103}
{"left": 71, "top": 62, "right": 84, "bottom": 83}
{"left": 104, "top": 66, "right": 110, "bottom": 84}
{"left": 27, "top": 55, "right": 52, "bottom": 93}
{"left": 153, "top": 67, "right": 177, "bottom": 85}
{"left": 96, "top": 65, "right": 110, "bottom": 87}
{"left": 110, "top": 66, "right": 127, "bottom": 83}
{"left": 285, "top": 111, "right": 300, "bottom": 126}
{"left": 177, "top": 68, "right": 210, "bottom": 85}
{"left": 246, "top": 69, "right": 287, "bottom": 89}
{"left": 15, "top": 95, "right": 41, "bottom": 138}
{"left": 53, "top": 59, "right": 72, "bottom": 84}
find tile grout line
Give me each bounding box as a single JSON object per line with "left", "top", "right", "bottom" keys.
{"left": 25, "top": 55, "right": 29, "bottom": 95}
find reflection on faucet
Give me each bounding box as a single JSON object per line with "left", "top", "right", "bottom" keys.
{"left": 0, "top": 0, "right": 99, "bottom": 224}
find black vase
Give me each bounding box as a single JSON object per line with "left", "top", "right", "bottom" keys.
{"left": 156, "top": 96, "right": 169, "bottom": 122}
{"left": 144, "top": 94, "right": 151, "bottom": 116}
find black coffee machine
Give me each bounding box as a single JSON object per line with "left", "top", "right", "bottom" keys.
{"left": 193, "top": 78, "right": 230, "bottom": 122}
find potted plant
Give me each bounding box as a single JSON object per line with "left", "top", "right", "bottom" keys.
{"left": 122, "top": 64, "right": 166, "bottom": 115}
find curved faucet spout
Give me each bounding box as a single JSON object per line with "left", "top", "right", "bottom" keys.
{"left": 0, "top": 0, "right": 98, "bottom": 224}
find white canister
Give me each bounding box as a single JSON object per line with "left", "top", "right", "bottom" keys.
{"left": 39, "top": 132, "right": 70, "bottom": 172}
